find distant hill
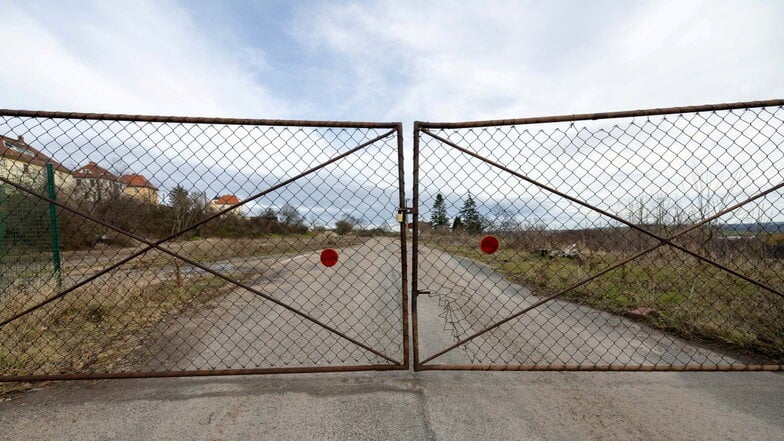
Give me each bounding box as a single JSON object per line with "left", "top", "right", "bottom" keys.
{"left": 719, "top": 222, "right": 784, "bottom": 234}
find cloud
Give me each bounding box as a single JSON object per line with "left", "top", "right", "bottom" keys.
{"left": 0, "top": 0, "right": 286, "bottom": 117}
{"left": 292, "top": 0, "right": 784, "bottom": 122}
{"left": 286, "top": 0, "right": 784, "bottom": 226}
{"left": 4, "top": 0, "right": 782, "bottom": 121}
{"left": 1, "top": 0, "right": 782, "bottom": 228}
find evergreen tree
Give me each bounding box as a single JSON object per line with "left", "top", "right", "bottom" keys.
{"left": 459, "top": 193, "right": 483, "bottom": 234}
{"left": 451, "top": 216, "right": 463, "bottom": 231}
{"left": 430, "top": 193, "right": 450, "bottom": 229}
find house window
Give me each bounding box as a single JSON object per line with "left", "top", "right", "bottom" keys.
{"left": 4, "top": 141, "right": 29, "bottom": 155}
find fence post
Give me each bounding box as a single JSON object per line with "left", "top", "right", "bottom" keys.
{"left": 0, "top": 184, "right": 6, "bottom": 257}
{"left": 45, "top": 163, "right": 62, "bottom": 288}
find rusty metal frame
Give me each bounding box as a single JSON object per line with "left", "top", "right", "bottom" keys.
{"left": 412, "top": 122, "right": 422, "bottom": 368}
{"left": 412, "top": 99, "right": 784, "bottom": 372}
{"left": 0, "top": 111, "right": 409, "bottom": 381}
{"left": 396, "top": 123, "right": 411, "bottom": 369}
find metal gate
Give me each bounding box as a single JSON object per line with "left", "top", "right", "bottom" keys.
{"left": 3, "top": 100, "right": 784, "bottom": 381}
{"left": 412, "top": 100, "right": 784, "bottom": 371}
{"left": 0, "top": 110, "right": 408, "bottom": 381}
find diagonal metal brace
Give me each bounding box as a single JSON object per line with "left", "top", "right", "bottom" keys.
{"left": 421, "top": 128, "right": 784, "bottom": 300}
{"left": 418, "top": 129, "right": 784, "bottom": 365}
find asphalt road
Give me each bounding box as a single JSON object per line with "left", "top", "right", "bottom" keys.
{"left": 1, "top": 238, "right": 782, "bottom": 440}
{"left": 141, "top": 238, "right": 405, "bottom": 372}
{"left": 415, "top": 245, "right": 737, "bottom": 367}
{"left": 1, "top": 371, "right": 782, "bottom": 440}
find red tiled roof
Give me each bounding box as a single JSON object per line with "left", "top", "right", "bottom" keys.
{"left": 0, "top": 135, "right": 71, "bottom": 173}
{"left": 119, "top": 174, "right": 158, "bottom": 190}
{"left": 73, "top": 162, "right": 117, "bottom": 180}
{"left": 213, "top": 195, "right": 240, "bottom": 205}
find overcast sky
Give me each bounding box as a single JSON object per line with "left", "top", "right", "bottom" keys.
{"left": 2, "top": 0, "right": 782, "bottom": 122}
{"left": 1, "top": 0, "right": 783, "bottom": 227}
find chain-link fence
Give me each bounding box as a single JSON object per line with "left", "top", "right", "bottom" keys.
{"left": 0, "top": 111, "right": 407, "bottom": 381}
{"left": 413, "top": 100, "right": 784, "bottom": 371}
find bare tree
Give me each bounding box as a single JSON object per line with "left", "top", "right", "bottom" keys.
{"left": 107, "top": 155, "right": 131, "bottom": 177}
{"left": 278, "top": 204, "right": 305, "bottom": 228}
{"left": 335, "top": 213, "right": 360, "bottom": 235}
{"left": 168, "top": 185, "right": 207, "bottom": 286}
{"left": 493, "top": 204, "right": 520, "bottom": 233}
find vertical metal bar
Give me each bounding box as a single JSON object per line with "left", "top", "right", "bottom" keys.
{"left": 45, "top": 163, "right": 62, "bottom": 289}
{"left": 411, "top": 122, "right": 421, "bottom": 370}
{"left": 0, "top": 184, "right": 6, "bottom": 257}
{"left": 396, "top": 123, "right": 410, "bottom": 368}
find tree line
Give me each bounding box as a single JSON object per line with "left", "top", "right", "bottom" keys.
{"left": 430, "top": 193, "right": 488, "bottom": 234}
{"left": 4, "top": 184, "right": 312, "bottom": 251}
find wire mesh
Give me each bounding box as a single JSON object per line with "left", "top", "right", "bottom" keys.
{"left": 0, "top": 112, "right": 406, "bottom": 380}
{"left": 414, "top": 103, "right": 784, "bottom": 370}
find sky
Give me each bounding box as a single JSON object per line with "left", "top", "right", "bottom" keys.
{"left": 1, "top": 0, "right": 783, "bottom": 227}
{"left": 2, "top": 0, "right": 782, "bottom": 122}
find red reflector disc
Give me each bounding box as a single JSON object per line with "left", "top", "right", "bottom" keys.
{"left": 320, "top": 248, "right": 339, "bottom": 267}
{"left": 480, "top": 235, "right": 499, "bottom": 254}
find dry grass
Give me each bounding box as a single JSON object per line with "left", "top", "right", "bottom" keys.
{"left": 0, "top": 234, "right": 372, "bottom": 395}
{"left": 0, "top": 262, "right": 254, "bottom": 396}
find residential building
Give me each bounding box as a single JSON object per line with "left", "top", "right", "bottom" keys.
{"left": 119, "top": 174, "right": 159, "bottom": 204}
{"left": 73, "top": 162, "right": 123, "bottom": 201}
{"left": 0, "top": 134, "right": 74, "bottom": 190}
{"left": 208, "top": 194, "right": 243, "bottom": 217}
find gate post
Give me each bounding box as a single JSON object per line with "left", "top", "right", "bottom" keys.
{"left": 0, "top": 184, "right": 6, "bottom": 257}
{"left": 45, "top": 163, "right": 62, "bottom": 289}
{"left": 395, "top": 123, "right": 411, "bottom": 368}
{"left": 411, "top": 121, "right": 421, "bottom": 369}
